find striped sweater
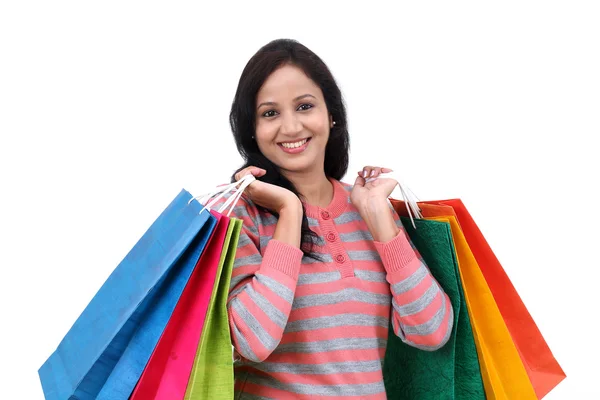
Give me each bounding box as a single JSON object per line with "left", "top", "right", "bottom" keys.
{"left": 217, "top": 178, "right": 453, "bottom": 399}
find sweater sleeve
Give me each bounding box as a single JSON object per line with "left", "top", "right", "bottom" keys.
{"left": 213, "top": 194, "right": 303, "bottom": 362}
{"left": 373, "top": 207, "right": 454, "bottom": 351}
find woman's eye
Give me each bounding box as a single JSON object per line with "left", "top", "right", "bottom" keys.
{"left": 262, "top": 104, "right": 312, "bottom": 118}
{"left": 298, "top": 103, "right": 313, "bottom": 111}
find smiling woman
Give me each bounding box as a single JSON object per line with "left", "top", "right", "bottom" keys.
{"left": 255, "top": 71, "right": 332, "bottom": 167}
{"left": 215, "top": 39, "right": 454, "bottom": 399}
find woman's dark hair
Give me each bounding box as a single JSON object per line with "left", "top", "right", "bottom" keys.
{"left": 229, "top": 38, "right": 350, "bottom": 258}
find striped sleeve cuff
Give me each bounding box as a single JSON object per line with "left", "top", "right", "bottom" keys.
{"left": 261, "top": 239, "right": 303, "bottom": 279}
{"left": 373, "top": 229, "right": 419, "bottom": 275}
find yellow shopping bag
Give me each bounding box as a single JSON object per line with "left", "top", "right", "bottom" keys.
{"left": 391, "top": 199, "right": 537, "bottom": 399}
{"left": 429, "top": 215, "right": 536, "bottom": 400}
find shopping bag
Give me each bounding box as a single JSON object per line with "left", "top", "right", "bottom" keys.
{"left": 426, "top": 199, "right": 566, "bottom": 398}
{"left": 383, "top": 217, "right": 485, "bottom": 399}
{"left": 96, "top": 177, "right": 254, "bottom": 400}
{"left": 392, "top": 199, "right": 537, "bottom": 399}
{"left": 130, "top": 210, "right": 230, "bottom": 400}
{"left": 185, "top": 217, "right": 243, "bottom": 399}
{"left": 38, "top": 189, "right": 216, "bottom": 400}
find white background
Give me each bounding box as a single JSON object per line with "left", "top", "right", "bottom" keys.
{"left": 1, "top": 1, "right": 598, "bottom": 398}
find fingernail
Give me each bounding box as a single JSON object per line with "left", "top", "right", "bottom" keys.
{"left": 370, "top": 170, "right": 376, "bottom": 177}
{"left": 363, "top": 170, "right": 367, "bottom": 178}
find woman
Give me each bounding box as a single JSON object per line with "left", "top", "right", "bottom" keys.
{"left": 216, "top": 39, "right": 453, "bottom": 399}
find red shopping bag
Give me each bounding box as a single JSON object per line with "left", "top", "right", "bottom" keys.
{"left": 425, "top": 199, "right": 566, "bottom": 398}
{"left": 130, "top": 210, "right": 230, "bottom": 400}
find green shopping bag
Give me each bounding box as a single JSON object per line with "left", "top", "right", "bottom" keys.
{"left": 184, "top": 217, "right": 242, "bottom": 399}
{"left": 383, "top": 217, "right": 485, "bottom": 399}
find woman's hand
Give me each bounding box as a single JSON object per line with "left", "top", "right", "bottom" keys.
{"left": 234, "top": 166, "right": 302, "bottom": 214}
{"left": 350, "top": 166, "right": 398, "bottom": 212}
{"left": 351, "top": 166, "right": 400, "bottom": 242}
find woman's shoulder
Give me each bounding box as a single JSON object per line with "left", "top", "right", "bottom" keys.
{"left": 338, "top": 180, "right": 354, "bottom": 192}
{"left": 333, "top": 179, "right": 354, "bottom": 201}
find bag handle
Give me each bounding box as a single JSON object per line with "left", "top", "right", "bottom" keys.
{"left": 189, "top": 174, "right": 256, "bottom": 216}
{"left": 365, "top": 172, "right": 422, "bottom": 229}
{"left": 218, "top": 174, "right": 255, "bottom": 217}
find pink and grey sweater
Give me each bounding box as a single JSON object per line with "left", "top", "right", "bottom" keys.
{"left": 218, "top": 178, "right": 453, "bottom": 399}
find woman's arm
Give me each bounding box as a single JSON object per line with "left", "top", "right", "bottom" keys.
{"left": 224, "top": 197, "right": 304, "bottom": 362}
{"left": 365, "top": 198, "right": 453, "bottom": 350}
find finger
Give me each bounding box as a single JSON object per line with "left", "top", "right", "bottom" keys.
{"left": 361, "top": 166, "right": 373, "bottom": 178}
{"left": 381, "top": 168, "right": 393, "bottom": 173}
{"left": 371, "top": 167, "right": 383, "bottom": 178}
{"left": 235, "top": 167, "right": 252, "bottom": 181}
{"left": 354, "top": 174, "right": 365, "bottom": 187}
{"left": 234, "top": 169, "right": 249, "bottom": 182}
{"left": 249, "top": 167, "right": 266, "bottom": 177}
{"left": 236, "top": 166, "right": 265, "bottom": 181}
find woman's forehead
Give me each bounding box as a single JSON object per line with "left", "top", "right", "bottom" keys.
{"left": 257, "top": 65, "right": 321, "bottom": 101}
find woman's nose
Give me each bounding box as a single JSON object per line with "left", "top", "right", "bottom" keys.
{"left": 279, "top": 112, "right": 302, "bottom": 136}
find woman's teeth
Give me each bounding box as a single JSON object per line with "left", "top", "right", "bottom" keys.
{"left": 280, "top": 139, "right": 308, "bottom": 149}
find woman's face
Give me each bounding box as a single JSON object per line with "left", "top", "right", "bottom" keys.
{"left": 255, "top": 64, "right": 333, "bottom": 176}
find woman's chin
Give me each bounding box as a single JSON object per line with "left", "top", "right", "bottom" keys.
{"left": 277, "top": 160, "right": 318, "bottom": 175}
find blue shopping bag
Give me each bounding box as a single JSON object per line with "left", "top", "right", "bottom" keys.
{"left": 38, "top": 189, "right": 216, "bottom": 400}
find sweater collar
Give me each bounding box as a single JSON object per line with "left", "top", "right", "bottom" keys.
{"left": 303, "top": 178, "right": 349, "bottom": 220}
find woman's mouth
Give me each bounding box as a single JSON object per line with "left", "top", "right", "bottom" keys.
{"left": 278, "top": 138, "right": 311, "bottom": 154}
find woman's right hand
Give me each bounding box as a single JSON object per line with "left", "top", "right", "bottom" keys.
{"left": 234, "top": 167, "right": 302, "bottom": 214}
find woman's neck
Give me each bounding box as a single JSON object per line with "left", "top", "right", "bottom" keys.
{"left": 284, "top": 171, "right": 333, "bottom": 209}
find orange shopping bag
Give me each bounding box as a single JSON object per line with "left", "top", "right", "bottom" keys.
{"left": 392, "top": 199, "right": 537, "bottom": 400}
{"left": 426, "top": 199, "right": 566, "bottom": 399}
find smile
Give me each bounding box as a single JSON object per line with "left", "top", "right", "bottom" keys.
{"left": 278, "top": 138, "right": 311, "bottom": 154}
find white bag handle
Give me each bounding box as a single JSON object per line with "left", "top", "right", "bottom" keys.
{"left": 365, "top": 172, "right": 422, "bottom": 229}
{"left": 190, "top": 181, "right": 238, "bottom": 207}
{"left": 218, "top": 174, "right": 256, "bottom": 217}
{"left": 189, "top": 174, "right": 256, "bottom": 216}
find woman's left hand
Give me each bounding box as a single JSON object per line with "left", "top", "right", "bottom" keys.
{"left": 350, "top": 166, "right": 398, "bottom": 212}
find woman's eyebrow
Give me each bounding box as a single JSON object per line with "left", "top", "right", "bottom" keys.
{"left": 257, "top": 94, "right": 316, "bottom": 109}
